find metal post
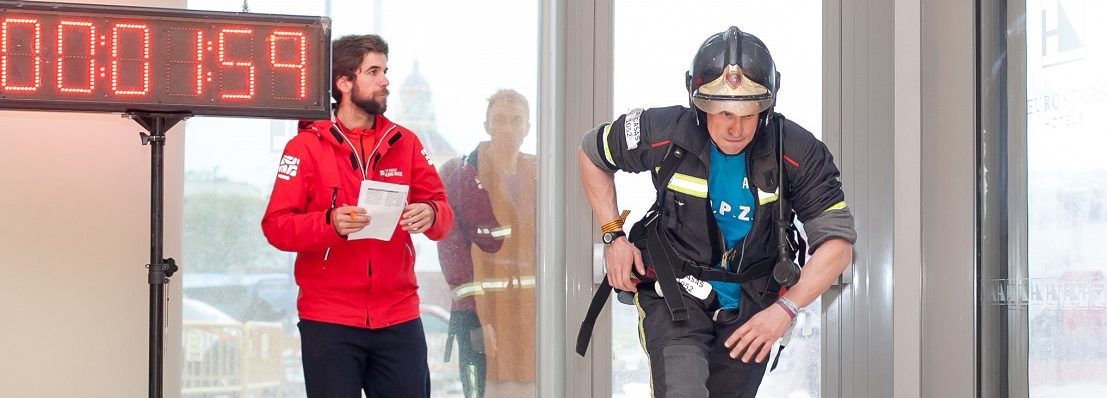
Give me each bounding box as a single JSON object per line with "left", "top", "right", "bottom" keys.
{"left": 130, "top": 112, "right": 189, "bottom": 398}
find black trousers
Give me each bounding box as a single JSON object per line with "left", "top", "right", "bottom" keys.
{"left": 298, "top": 318, "right": 430, "bottom": 398}
{"left": 636, "top": 283, "right": 769, "bottom": 398}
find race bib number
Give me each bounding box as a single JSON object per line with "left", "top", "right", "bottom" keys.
{"left": 677, "top": 275, "right": 712, "bottom": 300}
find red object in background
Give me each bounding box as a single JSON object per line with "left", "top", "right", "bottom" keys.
{"left": 1059, "top": 270, "right": 1107, "bottom": 337}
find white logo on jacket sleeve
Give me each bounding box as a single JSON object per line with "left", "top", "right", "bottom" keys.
{"left": 421, "top": 149, "right": 434, "bottom": 166}
{"left": 379, "top": 168, "right": 404, "bottom": 177}
{"left": 624, "top": 108, "right": 644, "bottom": 150}
{"left": 276, "top": 155, "right": 300, "bottom": 180}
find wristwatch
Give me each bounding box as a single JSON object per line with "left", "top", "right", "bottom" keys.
{"left": 602, "top": 230, "right": 626, "bottom": 244}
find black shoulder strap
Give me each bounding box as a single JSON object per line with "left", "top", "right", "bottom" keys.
{"left": 653, "top": 144, "right": 684, "bottom": 202}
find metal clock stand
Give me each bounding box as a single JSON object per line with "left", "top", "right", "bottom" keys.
{"left": 128, "top": 111, "right": 191, "bottom": 398}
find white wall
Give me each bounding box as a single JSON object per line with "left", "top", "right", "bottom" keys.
{"left": 0, "top": 1, "right": 185, "bottom": 397}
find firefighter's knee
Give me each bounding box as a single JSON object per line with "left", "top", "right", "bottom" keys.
{"left": 657, "top": 344, "right": 709, "bottom": 398}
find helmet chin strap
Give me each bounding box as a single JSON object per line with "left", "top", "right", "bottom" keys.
{"left": 759, "top": 105, "right": 775, "bottom": 127}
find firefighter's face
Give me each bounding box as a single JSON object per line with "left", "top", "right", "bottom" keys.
{"left": 484, "top": 100, "right": 529, "bottom": 150}
{"left": 705, "top": 111, "right": 759, "bottom": 155}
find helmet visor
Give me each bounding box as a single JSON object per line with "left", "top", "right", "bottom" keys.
{"left": 691, "top": 96, "right": 773, "bottom": 116}
{"left": 691, "top": 64, "right": 774, "bottom": 116}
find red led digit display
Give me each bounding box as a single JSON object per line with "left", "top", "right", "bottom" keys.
{"left": 218, "top": 27, "right": 255, "bottom": 100}
{"left": 0, "top": 1, "right": 331, "bottom": 119}
{"left": 111, "top": 23, "right": 150, "bottom": 96}
{"left": 57, "top": 20, "right": 96, "bottom": 94}
{"left": 2, "top": 17, "right": 40, "bottom": 92}
{"left": 270, "top": 31, "right": 306, "bottom": 99}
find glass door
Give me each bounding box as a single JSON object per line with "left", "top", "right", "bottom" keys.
{"left": 982, "top": 0, "right": 1107, "bottom": 396}
{"left": 1024, "top": 0, "right": 1107, "bottom": 395}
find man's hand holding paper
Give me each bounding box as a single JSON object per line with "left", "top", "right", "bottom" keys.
{"left": 400, "top": 202, "right": 435, "bottom": 234}
{"left": 331, "top": 204, "right": 371, "bottom": 236}
{"left": 347, "top": 179, "right": 411, "bottom": 241}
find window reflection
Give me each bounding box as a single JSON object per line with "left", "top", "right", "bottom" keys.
{"left": 1026, "top": 1, "right": 1107, "bottom": 396}
{"left": 181, "top": 1, "right": 537, "bottom": 397}
{"left": 438, "top": 89, "right": 537, "bottom": 397}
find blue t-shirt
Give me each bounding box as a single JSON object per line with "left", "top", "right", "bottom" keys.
{"left": 707, "top": 145, "right": 755, "bottom": 309}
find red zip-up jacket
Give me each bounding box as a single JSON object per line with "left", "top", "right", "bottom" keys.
{"left": 262, "top": 116, "right": 453, "bottom": 329}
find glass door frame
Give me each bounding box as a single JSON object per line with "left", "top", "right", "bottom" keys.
{"left": 979, "top": 0, "right": 1031, "bottom": 396}
{"left": 537, "top": 0, "right": 616, "bottom": 397}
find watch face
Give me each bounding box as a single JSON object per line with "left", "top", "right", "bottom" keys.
{"left": 603, "top": 232, "right": 615, "bottom": 244}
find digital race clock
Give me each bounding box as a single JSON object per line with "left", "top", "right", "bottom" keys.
{"left": 0, "top": 1, "right": 331, "bottom": 119}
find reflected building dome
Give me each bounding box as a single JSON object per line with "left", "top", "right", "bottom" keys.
{"left": 392, "top": 60, "right": 458, "bottom": 164}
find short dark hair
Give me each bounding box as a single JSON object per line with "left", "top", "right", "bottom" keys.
{"left": 331, "top": 34, "right": 389, "bottom": 103}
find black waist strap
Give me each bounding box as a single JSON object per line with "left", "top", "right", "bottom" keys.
{"left": 647, "top": 223, "right": 690, "bottom": 322}
{"left": 575, "top": 225, "right": 774, "bottom": 357}
{"left": 575, "top": 278, "right": 613, "bottom": 356}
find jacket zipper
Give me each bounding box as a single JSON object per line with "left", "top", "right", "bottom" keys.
{"left": 732, "top": 155, "right": 757, "bottom": 273}
{"left": 710, "top": 153, "right": 748, "bottom": 273}
{"left": 336, "top": 123, "right": 399, "bottom": 279}
{"left": 323, "top": 187, "right": 338, "bottom": 264}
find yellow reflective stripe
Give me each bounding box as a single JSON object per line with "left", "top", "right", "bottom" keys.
{"left": 666, "top": 173, "right": 708, "bottom": 198}
{"left": 602, "top": 124, "right": 615, "bottom": 166}
{"left": 453, "top": 282, "right": 485, "bottom": 298}
{"left": 825, "top": 201, "right": 847, "bottom": 212}
{"left": 482, "top": 279, "right": 510, "bottom": 291}
{"left": 490, "top": 226, "right": 512, "bottom": 238}
{"left": 455, "top": 276, "right": 538, "bottom": 298}
{"left": 758, "top": 189, "right": 779, "bottom": 205}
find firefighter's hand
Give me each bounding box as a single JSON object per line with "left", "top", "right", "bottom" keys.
{"left": 605, "top": 237, "right": 645, "bottom": 292}
{"left": 332, "top": 204, "right": 370, "bottom": 236}
{"left": 401, "top": 202, "right": 435, "bottom": 234}
{"left": 482, "top": 323, "right": 499, "bottom": 355}
{"left": 723, "top": 304, "right": 792, "bottom": 363}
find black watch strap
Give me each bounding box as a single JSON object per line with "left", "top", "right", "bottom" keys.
{"left": 602, "top": 230, "right": 626, "bottom": 244}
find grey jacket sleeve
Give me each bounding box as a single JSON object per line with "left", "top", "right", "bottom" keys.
{"left": 580, "top": 124, "right": 617, "bottom": 173}
{"left": 803, "top": 206, "right": 856, "bottom": 253}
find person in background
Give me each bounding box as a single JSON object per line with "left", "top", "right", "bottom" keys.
{"left": 262, "top": 34, "right": 454, "bottom": 398}
{"left": 439, "top": 89, "right": 537, "bottom": 396}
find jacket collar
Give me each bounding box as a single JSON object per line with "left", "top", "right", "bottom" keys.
{"left": 668, "top": 107, "right": 713, "bottom": 165}
{"left": 300, "top": 115, "right": 404, "bottom": 173}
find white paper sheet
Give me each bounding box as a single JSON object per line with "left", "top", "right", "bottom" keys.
{"left": 347, "top": 179, "right": 409, "bottom": 241}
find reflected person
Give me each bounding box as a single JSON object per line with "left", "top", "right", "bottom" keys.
{"left": 439, "top": 89, "right": 537, "bottom": 397}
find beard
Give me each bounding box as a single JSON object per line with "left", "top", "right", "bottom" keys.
{"left": 350, "top": 84, "right": 388, "bottom": 115}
